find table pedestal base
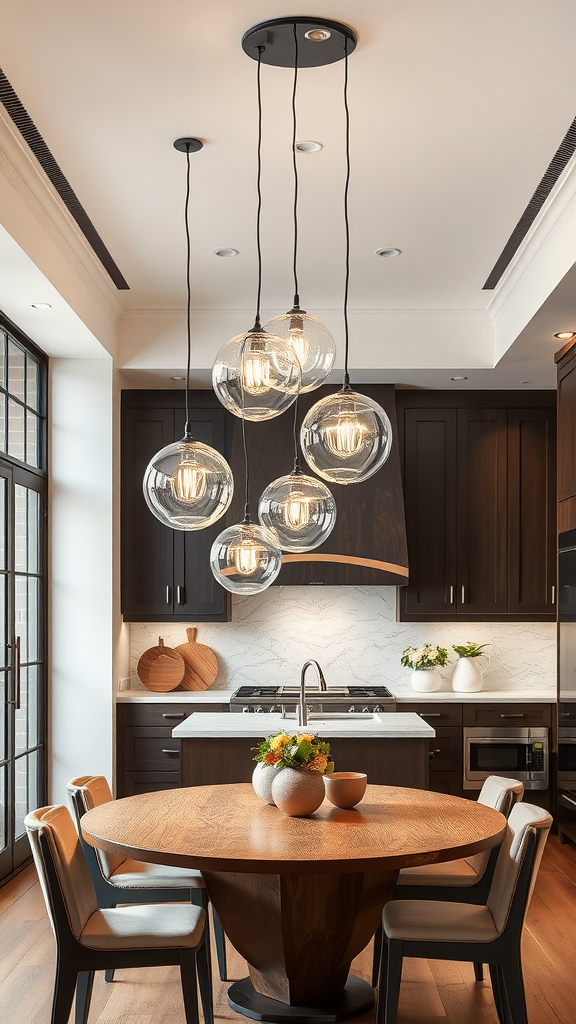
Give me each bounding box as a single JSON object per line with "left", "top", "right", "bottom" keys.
{"left": 228, "top": 975, "right": 375, "bottom": 1023}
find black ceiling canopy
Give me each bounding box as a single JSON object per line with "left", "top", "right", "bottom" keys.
{"left": 242, "top": 17, "right": 357, "bottom": 68}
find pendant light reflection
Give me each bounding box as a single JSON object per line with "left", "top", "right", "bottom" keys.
{"left": 300, "top": 389, "right": 392, "bottom": 485}
{"left": 212, "top": 328, "right": 301, "bottom": 421}
{"left": 263, "top": 309, "right": 335, "bottom": 393}
{"left": 259, "top": 468, "right": 336, "bottom": 552}
{"left": 210, "top": 521, "right": 282, "bottom": 594}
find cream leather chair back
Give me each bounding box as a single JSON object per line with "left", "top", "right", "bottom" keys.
{"left": 25, "top": 805, "right": 98, "bottom": 939}
{"left": 466, "top": 775, "right": 524, "bottom": 875}
{"left": 487, "top": 801, "right": 552, "bottom": 935}
{"left": 66, "top": 775, "right": 125, "bottom": 877}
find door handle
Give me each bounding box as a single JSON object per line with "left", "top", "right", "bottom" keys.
{"left": 166, "top": 585, "right": 171, "bottom": 605}
{"left": 177, "top": 585, "right": 183, "bottom": 604}
{"left": 500, "top": 713, "right": 525, "bottom": 718}
{"left": 552, "top": 585, "right": 556, "bottom": 605}
{"left": 421, "top": 713, "right": 441, "bottom": 719}
{"left": 7, "top": 636, "right": 21, "bottom": 709}
{"left": 461, "top": 585, "right": 465, "bottom": 604}
{"left": 449, "top": 585, "right": 454, "bottom": 604}
{"left": 162, "top": 712, "right": 186, "bottom": 719}
{"left": 161, "top": 749, "right": 179, "bottom": 755}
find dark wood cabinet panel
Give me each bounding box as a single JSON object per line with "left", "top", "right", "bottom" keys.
{"left": 121, "top": 772, "right": 181, "bottom": 797}
{"left": 401, "top": 703, "right": 463, "bottom": 727}
{"left": 398, "top": 391, "right": 556, "bottom": 621}
{"left": 428, "top": 772, "right": 465, "bottom": 798}
{"left": 428, "top": 727, "right": 463, "bottom": 772}
{"left": 557, "top": 352, "right": 576, "bottom": 503}
{"left": 121, "top": 391, "right": 230, "bottom": 622}
{"left": 462, "top": 703, "right": 552, "bottom": 728}
{"left": 122, "top": 728, "right": 181, "bottom": 772}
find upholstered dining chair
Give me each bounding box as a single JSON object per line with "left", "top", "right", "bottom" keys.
{"left": 25, "top": 804, "right": 213, "bottom": 1024}
{"left": 372, "top": 775, "right": 524, "bottom": 987}
{"left": 67, "top": 775, "right": 227, "bottom": 984}
{"left": 375, "top": 802, "right": 552, "bottom": 1024}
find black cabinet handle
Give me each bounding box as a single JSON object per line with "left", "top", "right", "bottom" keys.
{"left": 161, "top": 749, "right": 179, "bottom": 755}
{"left": 429, "top": 748, "right": 442, "bottom": 761}
{"left": 162, "top": 712, "right": 186, "bottom": 719}
{"left": 421, "top": 713, "right": 441, "bottom": 718}
{"left": 500, "top": 713, "right": 525, "bottom": 718}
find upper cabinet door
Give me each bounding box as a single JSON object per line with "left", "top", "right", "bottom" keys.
{"left": 558, "top": 358, "right": 576, "bottom": 502}
{"left": 456, "top": 409, "right": 507, "bottom": 616}
{"left": 507, "top": 409, "right": 556, "bottom": 616}
{"left": 400, "top": 408, "right": 457, "bottom": 619}
{"left": 122, "top": 406, "right": 175, "bottom": 618}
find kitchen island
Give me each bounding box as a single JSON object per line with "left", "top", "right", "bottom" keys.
{"left": 173, "top": 712, "right": 435, "bottom": 789}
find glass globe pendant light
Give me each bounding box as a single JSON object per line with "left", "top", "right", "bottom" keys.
{"left": 263, "top": 27, "right": 336, "bottom": 393}
{"left": 143, "top": 139, "right": 233, "bottom": 530}
{"left": 300, "top": 41, "right": 392, "bottom": 485}
{"left": 212, "top": 47, "right": 301, "bottom": 421}
{"left": 258, "top": 401, "right": 336, "bottom": 552}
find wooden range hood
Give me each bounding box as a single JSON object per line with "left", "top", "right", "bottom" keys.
{"left": 228, "top": 384, "right": 409, "bottom": 586}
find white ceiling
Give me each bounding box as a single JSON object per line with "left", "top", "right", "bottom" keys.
{"left": 1, "top": 0, "right": 576, "bottom": 384}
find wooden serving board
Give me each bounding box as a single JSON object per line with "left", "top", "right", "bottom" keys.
{"left": 175, "top": 627, "right": 219, "bottom": 691}
{"left": 137, "top": 637, "right": 185, "bottom": 692}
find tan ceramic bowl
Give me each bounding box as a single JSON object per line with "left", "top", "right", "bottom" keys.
{"left": 323, "top": 771, "right": 367, "bottom": 809}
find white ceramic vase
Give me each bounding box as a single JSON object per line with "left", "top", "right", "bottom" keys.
{"left": 252, "top": 762, "right": 281, "bottom": 804}
{"left": 410, "top": 667, "right": 441, "bottom": 692}
{"left": 271, "top": 767, "right": 325, "bottom": 817}
{"left": 451, "top": 655, "right": 489, "bottom": 693}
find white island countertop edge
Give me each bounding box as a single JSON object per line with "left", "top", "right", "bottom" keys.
{"left": 172, "top": 711, "right": 436, "bottom": 740}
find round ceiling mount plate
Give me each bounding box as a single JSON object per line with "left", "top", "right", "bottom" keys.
{"left": 242, "top": 17, "right": 357, "bottom": 68}
{"left": 173, "top": 137, "right": 203, "bottom": 153}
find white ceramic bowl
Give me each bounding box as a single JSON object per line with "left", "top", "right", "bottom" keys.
{"left": 323, "top": 771, "right": 367, "bottom": 809}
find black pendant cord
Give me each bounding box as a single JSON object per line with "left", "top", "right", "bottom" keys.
{"left": 241, "top": 413, "right": 251, "bottom": 522}
{"left": 343, "top": 39, "right": 351, "bottom": 389}
{"left": 291, "top": 24, "right": 300, "bottom": 308}
{"left": 292, "top": 395, "right": 301, "bottom": 473}
{"left": 253, "top": 45, "right": 265, "bottom": 329}
{"left": 184, "top": 144, "right": 193, "bottom": 436}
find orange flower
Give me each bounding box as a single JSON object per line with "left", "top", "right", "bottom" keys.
{"left": 299, "top": 734, "right": 315, "bottom": 743}
{"left": 263, "top": 750, "right": 281, "bottom": 765}
{"left": 304, "top": 753, "right": 328, "bottom": 773}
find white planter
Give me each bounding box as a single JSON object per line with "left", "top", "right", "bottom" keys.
{"left": 451, "top": 655, "right": 489, "bottom": 693}
{"left": 410, "top": 668, "right": 441, "bottom": 692}
{"left": 252, "top": 762, "right": 281, "bottom": 804}
{"left": 271, "top": 767, "right": 325, "bottom": 817}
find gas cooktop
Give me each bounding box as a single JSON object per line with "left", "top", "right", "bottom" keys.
{"left": 229, "top": 684, "right": 395, "bottom": 711}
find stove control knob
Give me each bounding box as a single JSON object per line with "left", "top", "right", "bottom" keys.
{"left": 362, "top": 706, "right": 371, "bottom": 713}
{"left": 241, "top": 706, "right": 251, "bottom": 713}
{"left": 348, "top": 706, "right": 356, "bottom": 713}
{"left": 255, "top": 706, "right": 264, "bottom": 714}
{"left": 267, "top": 706, "right": 278, "bottom": 713}
{"left": 373, "top": 705, "right": 382, "bottom": 712}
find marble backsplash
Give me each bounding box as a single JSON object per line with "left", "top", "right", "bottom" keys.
{"left": 128, "top": 587, "right": 556, "bottom": 693}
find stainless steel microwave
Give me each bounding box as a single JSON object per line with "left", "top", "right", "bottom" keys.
{"left": 463, "top": 727, "right": 548, "bottom": 791}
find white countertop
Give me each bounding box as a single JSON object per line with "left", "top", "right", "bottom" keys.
{"left": 172, "top": 711, "right": 436, "bottom": 740}
{"left": 117, "top": 689, "right": 232, "bottom": 703}
{"left": 117, "top": 686, "right": 556, "bottom": 704}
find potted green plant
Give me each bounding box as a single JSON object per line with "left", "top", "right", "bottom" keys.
{"left": 400, "top": 644, "right": 448, "bottom": 692}
{"left": 451, "top": 642, "right": 490, "bottom": 692}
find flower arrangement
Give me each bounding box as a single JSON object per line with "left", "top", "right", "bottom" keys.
{"left": 401, "top": 643, "right": 449, "bottom": 670}
{"left": 452, "top": 642, "right": 489, "bottom": 659}
{"left": 253, "top": 731, "right": 333, "bottom": 774}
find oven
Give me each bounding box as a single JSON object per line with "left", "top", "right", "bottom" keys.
{"left": 463, "top": 727, "right": 548, "bottom": 790}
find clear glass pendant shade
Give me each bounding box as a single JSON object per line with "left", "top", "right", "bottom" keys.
{"left": 263, "top": 310, "right": 336, "bottom": 393}
{"left": 300, "top": 389, "right": 392, "bottom": 484}
{"left": 212, "top": 330, "right": 301, "bottom": 421}
{"left": 258, "top": 470, "right": 336, "bottom": 552}
{"left": 210, "top": 521, "right": 282, "bottom": 594}
{"left": 144, "top": 439, "right": 233, "bottom": 530}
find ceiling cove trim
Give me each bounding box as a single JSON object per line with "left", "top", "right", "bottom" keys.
{"left": 483, "top": 114, "right": 576, "bottom": 290}
{"left": 0, "top": 67, "right": 129, "bottom": 291}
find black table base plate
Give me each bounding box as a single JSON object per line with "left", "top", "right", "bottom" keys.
{"left": 228, "top": 976, "right": 375, "bottom": 1023}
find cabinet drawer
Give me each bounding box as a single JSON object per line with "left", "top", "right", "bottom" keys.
{"left": 429, "top": 727, "right": 462, "bottom": 772}
{"left": 123, "top": 728, "right": 181, "bottom": 771}
{"left": 403, "top": 703, "right": 463, "bottom": 726}
{"left": 120, "top": 772, "right": 180, "bottom": 798}
{"left": 120, "top": 702, "right": 228, "bottom": 729}
{"left": 462, "top": 704, "right": 551, "bottom": 728}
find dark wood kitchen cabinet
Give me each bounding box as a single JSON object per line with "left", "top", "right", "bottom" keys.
{"left": 397, "top": 392, "right": 556, "bottom": 621}
{"left": 121, "top": 391, "right": 230, "bottom": 621}
{"left": 556, "top": 339, "right": 576, "bottom": 531}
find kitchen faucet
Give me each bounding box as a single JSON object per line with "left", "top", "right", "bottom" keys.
{"left": 298, "top": 660, "right": 327, "bottom": 727}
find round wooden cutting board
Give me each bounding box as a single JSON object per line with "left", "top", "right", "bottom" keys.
{"left": 137, "top": 637, "right": 185, "bottom": 691}
{"left": 175, "top": 627, "right": 219, "bottom": 691}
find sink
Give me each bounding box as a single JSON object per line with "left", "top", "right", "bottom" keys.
{"left": 282, "top": 712, "right": 375, "bottom": 721}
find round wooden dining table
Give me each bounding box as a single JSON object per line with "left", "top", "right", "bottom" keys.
{"left": 81, "top": 783, "right": 506, "bottom": 1024}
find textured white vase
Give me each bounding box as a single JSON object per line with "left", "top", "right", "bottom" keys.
{"left": 252, "top": 762, "right": 281, "bottom": 804}
{"left": 410, "top": 668, "right": 441, "bottom": 692}
{"left": 451, "top": 656, "right": 488, "bottom": 693}
{"left": 271, "top": 767, "right": 325, "bottom": 817}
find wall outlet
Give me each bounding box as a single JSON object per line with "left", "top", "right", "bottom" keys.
{"left": 117, "top": 677, "right": 130, "bottom": 692}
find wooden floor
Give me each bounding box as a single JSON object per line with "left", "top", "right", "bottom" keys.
{"left": 2, "top": 835, "right": 576, "bottom": 1024}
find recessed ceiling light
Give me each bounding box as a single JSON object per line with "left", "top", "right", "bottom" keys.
{"left": 451, "top": 376, "right": 468, "bottom": 381}
{"left": 375, "top": 248, "right": 401, "bottom": 258}
{"left": 304, "top": 28, "right": 331, "bottom": 42}
{"left": 213, "top": 248, "right": 239, "bottom": 258}
{"left": 31, "top": 302, "right": 52, "bottom": 309}
{"left": 295, "top": 140, "right": 322, "bottom": 154}
{"left": 554, "top": 331, "right": 576, "bottom": 340}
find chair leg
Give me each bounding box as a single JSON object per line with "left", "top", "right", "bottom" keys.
{"left": 75, "top": 971, "right": 95, "bottom": 1024}
{"left": 376, "top": 937, "right": 402, "bottom": 1024}
{"left": 51, "top": 956, "right": 78, "bottom": 1024}
{"left": 474, "top": 962, "right": 484, "bottom": 982}
{"left": 489, "top": 964, "right": 509, "bottom": 1024}
{"left": 180, "top": 948, "right": 200, "bottom": 1024}
{"left": 500, "top": 956, "right": 528, "bottom": 1024}
{"left": 104, "top": 969, "right": 115, "bottom": 982}
{"left": 212, "top": 907, "right": 227, "bottom": 981}
{"left": 372, "top": 923, "right": 383, "bottom": 988}
{"left": 196, "top": 935, "right": 214, "bottom": 1024}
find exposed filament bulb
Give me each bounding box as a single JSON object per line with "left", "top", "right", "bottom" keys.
{"left": 170, "top": 451, "right": 207, "bottom": 503}
{"left": 323, "top": 418, "right": 367, "bottom": 459}
{"left": 279, "top": 488, "right": 316, "bottom": 531}
{"left": 288, "top": 315, "right": 310, "bottom": 369}
{"left": 229, "top": 538, "right": 266, "bottom": 576}
{"left": 242, "top": 342, "right": 272, "bottom": 396}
